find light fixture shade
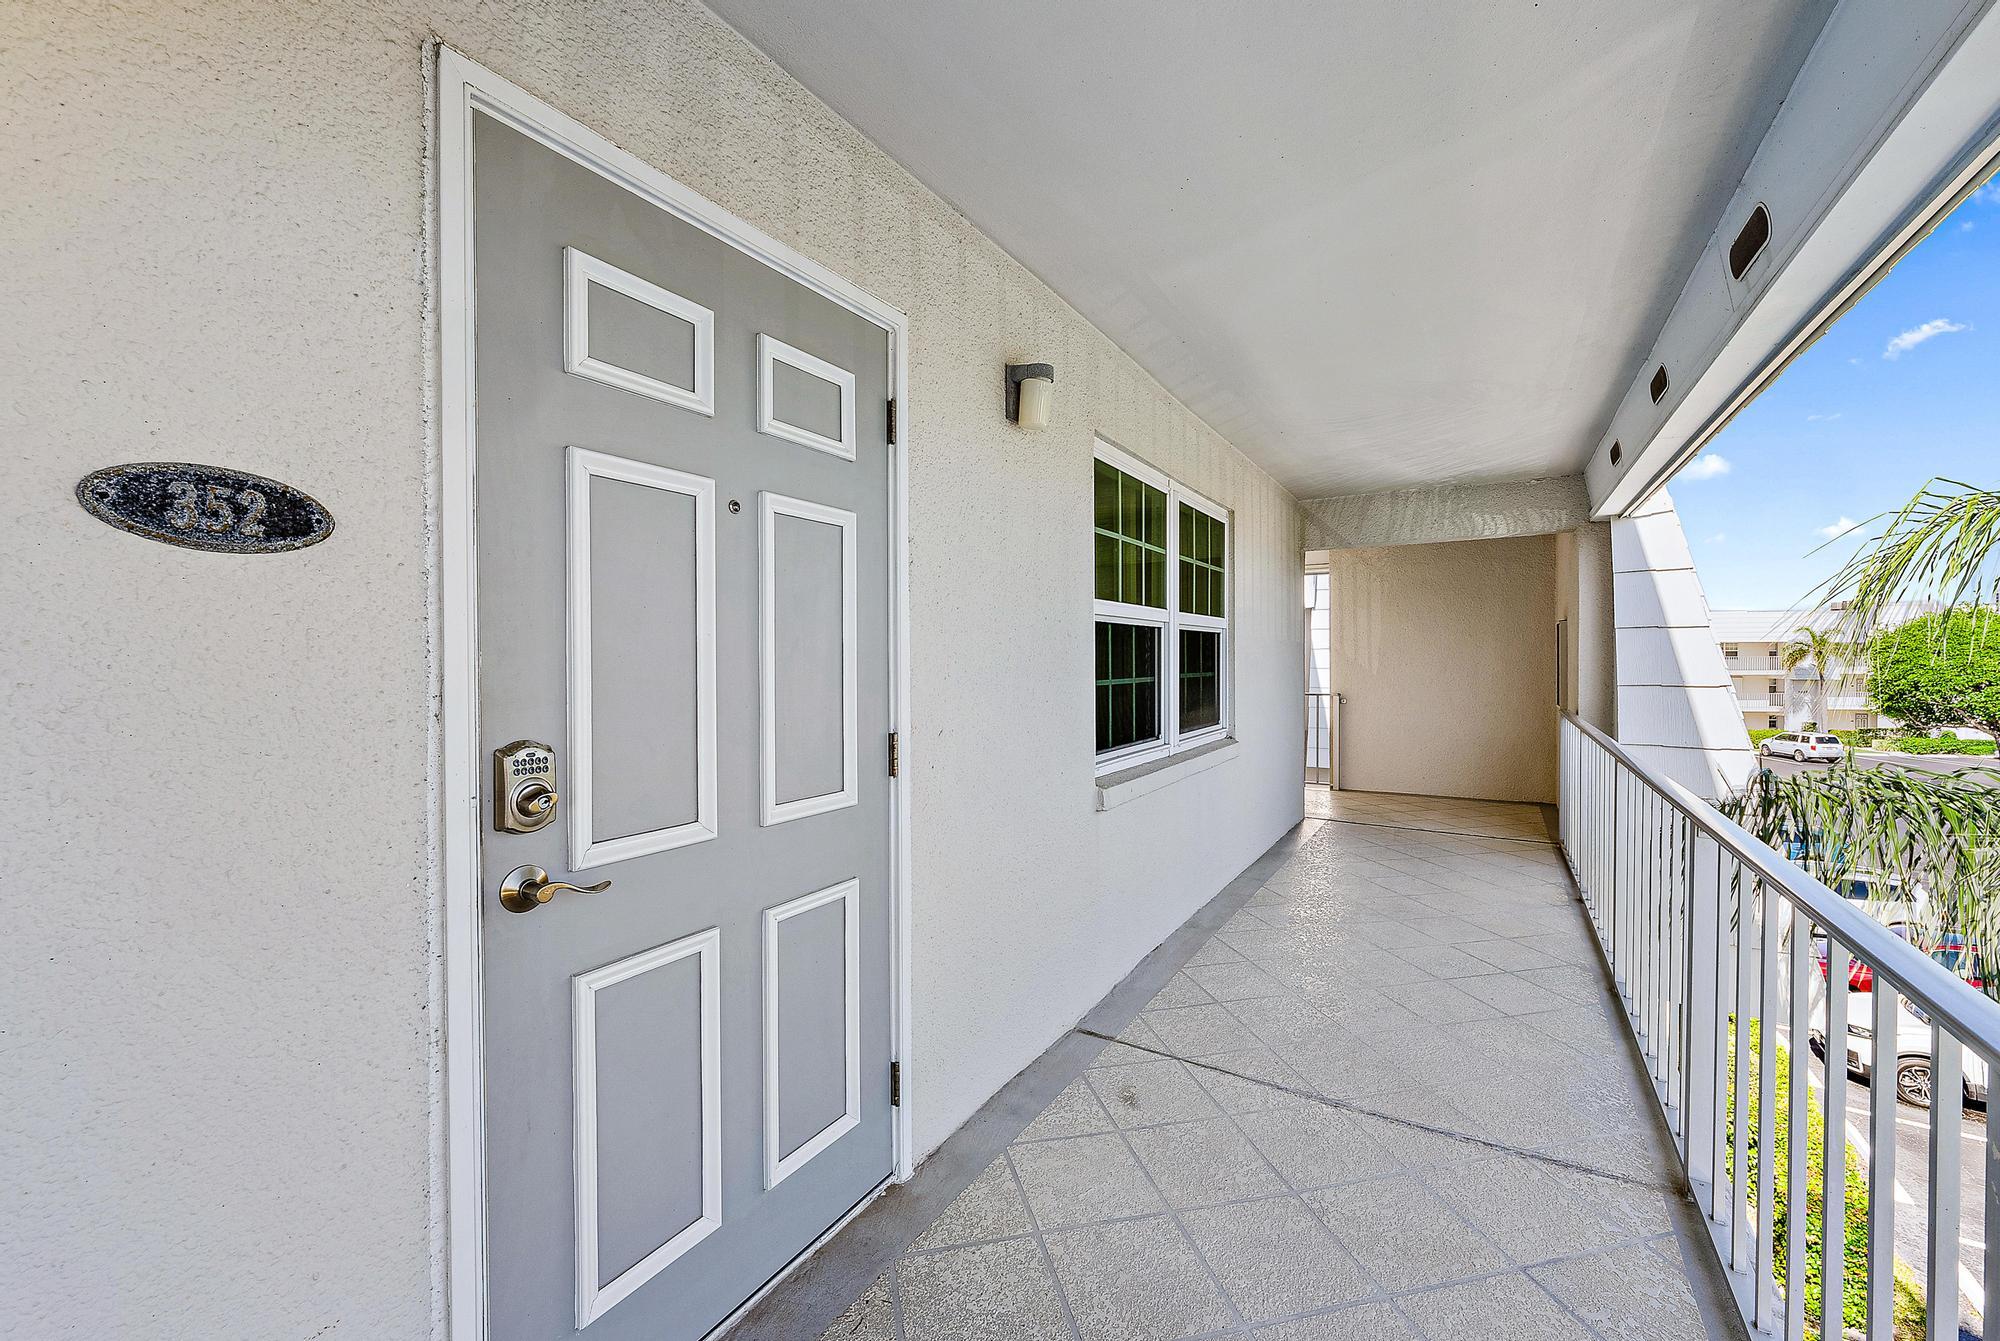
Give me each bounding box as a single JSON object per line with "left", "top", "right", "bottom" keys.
{"left": 1016, "top": 374, "right": 1053, "bottom": 430}
{"left": 1006, "top": 362, "right": 1055, "bottom": 431}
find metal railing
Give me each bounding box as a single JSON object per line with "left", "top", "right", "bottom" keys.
{"left": 1305, "top": 691, "right": 1335, "bottom": 784}
{"left": 1559, "top": 712, "right": 2000, "bottom": 1340}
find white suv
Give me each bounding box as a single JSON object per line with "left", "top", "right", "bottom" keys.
{"left": 1761, "top": 731, "right": 1845, "bottom": 763}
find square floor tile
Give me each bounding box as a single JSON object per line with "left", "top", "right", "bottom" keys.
{"left": 1086, "top": 1059, "right": 1222, "bottom": 1130}
{"left": 1398, "top": 1274, "right": 1594, "bottom": 1341}
{"left": 1126, "top": 1116, "right": 1287, "bottom": 1207}
{"left": 912, "top": 1157, "right": 1035, "bottom": 1252}
{"left": 897, "top": 1237, "right": 1072, "bottom": 1341}
{"left": 1144, "top": 1003, "right": 1266, "bottom": 1056}
{"left": 1180, "top": 1194, "right": 1375, "bottom": 1322}
{"left": 1423, "top": 1154, "right": 1626, "bottom": 1265}
{"left": 1530, "top": 1243, "right": 1709, "bottom": 1341}
{"left": 1303, "top": 1173, "right": 1508, "bottom": 1291}
{"left": 1248, "top": 1302, "right": 1420, "bottom": 1339}
{"left": 1235, "top": 1103, "right": 1397, "bottom": 1191}
{"left": 1185, "top": 1047, "right": 1313, "bottom": 1115}
{"left": 1043, "top": 1215, "right": 1236, "bottom": 1341}
{"left": 1186, "top": 960, "right": 1293, "bottom": 1001}
{"left": 816, "top": 1271, "right": 897, "bottom": 1341}
{"left": 1008, "top": 1134, "right": 1164, "bottom": 1229}
{"left": 1017, "top": 1078, "right": 1116, "bottom": 1143}
{"left": 1147, "top": 972, "right": 1217, "bottom": 1010}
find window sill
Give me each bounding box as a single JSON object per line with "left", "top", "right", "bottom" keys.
{"left": 1095, "top": 738, "right": 1239, "bottom": 812}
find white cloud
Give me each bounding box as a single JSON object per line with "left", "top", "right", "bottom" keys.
{"left": 1883, "top": 318, "right": 1968, "bottom": 359}
{"left": 1706, "top": 533, "right": 1726, "bottom": 545}
{"left": 1678, "top": 453, "right": 1731, "bottom": 481}
{"left": 1975, "top": 182, "right": 1999, "bottom": 207}
{"left": 1817, "top": 516, "right": 1860, "bottom": 540}
{"left": 1805, "top": 412, "right": 1842, "bottom": 422}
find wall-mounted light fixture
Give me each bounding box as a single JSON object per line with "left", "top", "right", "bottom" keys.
{"left": 1006, "top": 362, "right": 1055, "bottom": 431}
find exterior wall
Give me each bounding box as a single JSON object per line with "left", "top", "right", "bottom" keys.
{"left": 1303, "top": 475, "right": 1590, "bottom": 551}
{"left": 1714, "top": 624, "right": 1889, "bottom": 732}
{"left": 2, "top": 6, "right": 1303, "bottom": 1338}
{"left": 1611, "top": 492, "right": 1754, "bottom": 797}
{"left": 1555, "top": 524, "right": 1617, "bottom": 735}
{"left": 1327, "top": 535, "right": 1558, "bottom": 803}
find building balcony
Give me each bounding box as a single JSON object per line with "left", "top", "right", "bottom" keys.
{"left": 741, "top": 738, "right": 1999, "bottom": 1341}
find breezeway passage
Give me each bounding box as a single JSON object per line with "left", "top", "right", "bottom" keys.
{"left": 752, "top": 794, "right": 1734, "bottom": 1340}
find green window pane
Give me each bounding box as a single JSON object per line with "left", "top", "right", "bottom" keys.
{"left": 1095, "top": 532, "right": 1119, "bottom": 602}
{"left": 1179, "top": 628, "right": 1221, "bottom": 733}
{"left": 1095, "top": 620, "right": 1161, "bottom": 754}
{"left": 1146, "top": 484, "right": 1166, "bottom": 548}
{"left": 1095, "top": 460, "right": 1119, "bottom": 534}
{"left": 1143, "top": 547, "right": 1165, "bottom": 609}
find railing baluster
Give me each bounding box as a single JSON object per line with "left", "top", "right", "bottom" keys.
{"left": 1985, "top": 1093, "right": 1998, "bottom": 1341}
{"left": 1867, "top": 972, "right": 1897, "bottom": 1341}
{"left": 1555, "top": 714, "right": 2000, "bottom": 1341}
{"left": 1927, "top": 1026, "right": 1962, "bottom": 1341}
{"left": 1711, "top": 841, "right": 1731, "bottom": 1227}
{"left": 1786, "top": 911, "right": 1809, "bottom": 1340}
{"left": 1733, "top": 859, "right": 1754, "bottom": 1271}
{"left": 1825, "top": 939, "right": 1851, "bottom": 1338}
{"left": 1756, "top": 878, "right": 1779, "bottom": 1330}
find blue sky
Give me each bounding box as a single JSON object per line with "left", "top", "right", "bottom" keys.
{"left": 1669, "top": 180, "right": 1999, "bottom": 610}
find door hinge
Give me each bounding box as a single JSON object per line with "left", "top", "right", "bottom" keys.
{"left": 888, "top": 730, "right": 900, "bottom": 778}
{"left": 887, "top": 397, "right": 897, "bottom": 446}
{"left": 889, "top": 1061, "right": 902, "bottom": 1107}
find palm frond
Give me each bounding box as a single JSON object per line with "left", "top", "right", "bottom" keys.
{"left": 1809, "top": 479, "right": 2000, "bottom": 642}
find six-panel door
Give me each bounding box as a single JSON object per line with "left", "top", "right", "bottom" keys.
{"left": 472, "top": 112, "right": 895, "bottom": 1340}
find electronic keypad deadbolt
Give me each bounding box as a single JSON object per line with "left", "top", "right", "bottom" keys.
{"left": 493, "top": 739, "right": 559, "bottom": 834}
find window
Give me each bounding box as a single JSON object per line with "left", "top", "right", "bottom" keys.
{"left": 1768, "top": 716, "right": 1780, "bottom": 729}
{"left": 1768, "top": 680, "right": 1780, "bottom": 695}
{"left": 1094, "top": 440, "right": 1229, "bottom": 769}
{"left": 1722, "top": 643, "right": 1739, "bottom": 660}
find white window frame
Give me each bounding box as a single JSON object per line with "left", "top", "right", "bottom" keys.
{"left": 1092, "top": 438, "right": 1230, "bottom": 776}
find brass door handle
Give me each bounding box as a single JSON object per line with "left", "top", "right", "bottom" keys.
{"left": 499, "top": 864, "right": 610, "bottom": 914}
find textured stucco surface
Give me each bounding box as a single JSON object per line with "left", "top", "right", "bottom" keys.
{"left": 1556, "top": 523, "right": 1618, "bottom": 735}
{"left": 1610, "top": 492, "right": 1754, "bottom": 798}
{"left": 1, "top": 4, "right": 1303, "bottom": 1338}
{"left": 1302, "top": 475, "right": 1591, "bottom": 551}
{"left": 1327, "top": 536, "right": 1559, "bottom": 803}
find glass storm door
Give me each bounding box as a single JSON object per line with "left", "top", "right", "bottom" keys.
{"left": 471, "top": 112, "right": 895, "bottom": 1340}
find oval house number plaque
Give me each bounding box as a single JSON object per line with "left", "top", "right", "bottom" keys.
{"left": 77, "top": 463, "right": 334, "bottom": 554}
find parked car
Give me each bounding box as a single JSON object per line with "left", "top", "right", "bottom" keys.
{"left": 1810, "top": 928, "right": 1989, "bottom": 1109}
{"left": 1762, "top": 731, "right": 1845, "bottom": 763}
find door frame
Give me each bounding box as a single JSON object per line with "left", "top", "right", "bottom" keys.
{"left": 433, "top": 45, "right": 915, "bottom": 1341}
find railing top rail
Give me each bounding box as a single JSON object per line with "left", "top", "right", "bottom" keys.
{"left": 1561, "top": 711, "right": 2000, "bottom": 1061}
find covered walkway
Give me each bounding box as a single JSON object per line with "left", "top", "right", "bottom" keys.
{"left": 752, "top": 795, "right": 1736, "bottom": 1340}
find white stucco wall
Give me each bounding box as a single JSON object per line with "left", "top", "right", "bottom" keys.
{"left": 1556, "top": 524, "right": 1618, "bottom": 735}
{"left": 1327, "top": 535, "right": 1559, "bottom": 804}
{"left": 1, "top": 5, "right": 1303, "bottom": 1337}
{"left": 1611, "top": 491, "right": 1755, "bottom": 798}
{"left": 1302, "top": 475, "right": 1591, "bottom": 551}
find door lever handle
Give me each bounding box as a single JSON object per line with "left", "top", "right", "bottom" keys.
{"left": 499, "top": 864, "right": 611, "bottom": 914}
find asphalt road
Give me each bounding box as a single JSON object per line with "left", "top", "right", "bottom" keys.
{"left": 1757, "top": 751, "right": 1999, "bottom": 781}
{"left": 1823, "top": 1045, "right": 1987, "bottom": 1338}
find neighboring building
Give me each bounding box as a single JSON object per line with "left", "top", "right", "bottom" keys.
{"left": 1710, "top": 603, "right": 1944, "bottom": 732}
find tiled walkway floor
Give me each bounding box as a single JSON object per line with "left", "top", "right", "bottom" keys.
{"left": 816, "top": 795, "right": 1722, "bottom": 1341}
{"left": 1302, "top": 787, "right": 1558, "bottom": 844}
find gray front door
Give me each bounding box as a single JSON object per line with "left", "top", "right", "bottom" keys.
{"left": 472, "top": 112, "right": 895, "bottom": 1340}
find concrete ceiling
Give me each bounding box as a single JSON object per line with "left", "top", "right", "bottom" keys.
{"left": 706, "top": 1, "right": 1832, "bottom": 499}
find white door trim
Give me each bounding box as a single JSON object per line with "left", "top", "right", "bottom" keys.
{"left": 566, "top": 447, "right": 720, "bottom": 869}
{"left": 434, "top": 44, "right": 915, "bottom": 1341}
{"left": 758, "top": 492, "right": 860, "bottom": 827}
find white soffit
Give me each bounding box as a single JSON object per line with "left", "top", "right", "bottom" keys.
{"left": 706, "top": 0, "right": 1829, "bottom": 497}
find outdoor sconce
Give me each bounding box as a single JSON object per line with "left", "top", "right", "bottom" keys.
{"left": 1006, "top": 362, "right": 1055, "bottom": 431}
